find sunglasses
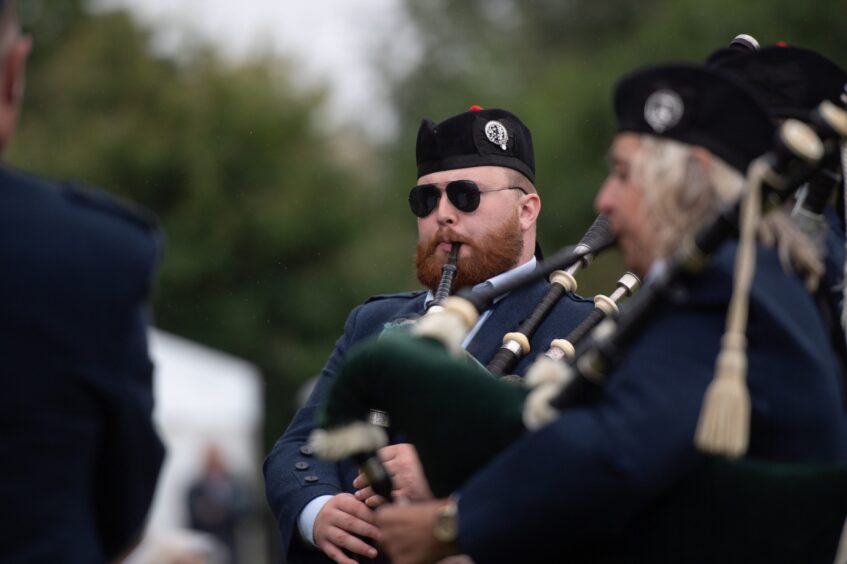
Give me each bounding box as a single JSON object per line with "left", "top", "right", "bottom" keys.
{"left": 408, "top": 180, "right": 528, "bottom": 218}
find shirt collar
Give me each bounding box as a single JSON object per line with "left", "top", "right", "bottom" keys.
{"left": 644, "top": 259, "right": 667, "bottom": 284}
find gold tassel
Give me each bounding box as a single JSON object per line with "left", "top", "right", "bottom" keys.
{"left": 694, "top": 159, "right": 765, "bottom": 457}
{"left": 694, "top": 334, "right": 751, "bottom": 458}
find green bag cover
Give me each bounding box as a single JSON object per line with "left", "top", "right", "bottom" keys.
{"left": 318, "top": 331, "right": 529, "bottom": 496}
{"left": 320, "top": 334, "right": 847, "bottom": 562}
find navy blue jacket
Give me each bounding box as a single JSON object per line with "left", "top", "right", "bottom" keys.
{"left": 821, "top": 205, "right": 847, "bottom": 402}
{"left": 263, "top": 275, "right": 594, "bottom": 562}
{"left": 454, "top": 244, "right": 847, "bottom": 562}
{"left": 0, "top": 166, "right": 164, "bottom": 563}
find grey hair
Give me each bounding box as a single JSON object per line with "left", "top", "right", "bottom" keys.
{"left": 631, "top": 135, "right": 823, "bottom": 290}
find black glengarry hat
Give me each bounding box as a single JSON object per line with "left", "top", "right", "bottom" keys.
{"left": 712, "top": 45, "right": 847, "bottom": 120}
{"left": 703, "top": 33, "right": 761, "bottom": 67}
{"left": 416, "top": 107, "right": 536, "bottom": 183}
{"left": 614, "top": 64, "right": 774, "bottom": 173}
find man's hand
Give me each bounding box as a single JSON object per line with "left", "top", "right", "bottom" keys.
{"left": 353, "top": 443, "right": 433, "bottom": 508}
{"left": 377, "top": 500, "right": 461, "bottom": 564}
{"left": 313, "top": 493, "right": 380, "bottom": 563}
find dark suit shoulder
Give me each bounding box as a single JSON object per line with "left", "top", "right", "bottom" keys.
{"left": 0, "top": 166, "right": 161, "bottom": 296}
{"left": 0, "top": 165, "right": 159, "bottom": 239}
{"left": 60, "top": 181, "right": 160, "bottom": 237}
{"left": 363, "top": 290, "right": 427, "bottom": 305}
{"left": 342, "top": 291, "right": 427, "bottom": 339}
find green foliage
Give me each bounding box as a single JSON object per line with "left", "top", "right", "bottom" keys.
{"left": 383, "top": 0, "right": 846, "bottom": 293}
{"left": 9, "top": 1, "right": 390, "bottom": 445}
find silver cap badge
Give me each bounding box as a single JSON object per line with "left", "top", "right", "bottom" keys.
{"left": 644, "top": 90, "right": 684, "bottom": 133}
{"left": 369, "top": 409, "right": 390, "bottom": 428}
{"left": 485, "top": 120, "right": 509, "bottom": 150}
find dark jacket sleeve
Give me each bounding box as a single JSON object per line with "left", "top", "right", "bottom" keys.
{"left": 92, "top": 219, "right": 166, "bottom": 560}
{"left": 0, "top": 169, "right": 166, "bottom": 562}
{"left": 264, "top": 292, "right": 425, "bottom": 561}
{"left": 454, "top": 248, "right": 847, "bottom": 563}
{"left": 456, "top": 305, "right": 715, "bottom": 562}
{"left": 264, "top": 304, "right": 366, "bottom": 558}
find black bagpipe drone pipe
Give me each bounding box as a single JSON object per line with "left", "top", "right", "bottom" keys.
{"left": 789, "top": 85, "right": 847, "bottom": 395}
{"left": 309, "top": 105, "right": 847, "bottom": 506}
{"left": 427, "top": 241, "right": 461, "bottom": 312}
{"left": 540, "top": 270, "right": 640, "bottom": 364}
{"left": 486, "top": 215, "right": 615, "bottom": 376}
{"left": 790, "top": 83, "right": 847, "bottom": 240}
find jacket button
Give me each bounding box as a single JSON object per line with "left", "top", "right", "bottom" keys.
{"left": 304, "top": 475, "right": 319, "bottom": 484}
{"left": 295, "top": 461, "right": 309, "bottom": 471}
{"left": 300, "top": 445, "right": 314, "bottom": 456}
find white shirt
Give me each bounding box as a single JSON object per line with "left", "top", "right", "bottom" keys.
{"left": 644, "top": 259, "right": 668, "bottom": 285}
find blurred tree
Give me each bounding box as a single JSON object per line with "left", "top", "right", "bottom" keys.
{"left": 379, "top": 0, "right": 847, "bottom": 293}
{"left": 8, "top": 0, "right": 396, "bottom": 445}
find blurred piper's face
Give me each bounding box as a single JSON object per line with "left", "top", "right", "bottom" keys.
{"left": 414, "top": 165, "right": 540, "bottom": 290}
{"left": 594, "top": 133, "right": 658, "bottom": 277}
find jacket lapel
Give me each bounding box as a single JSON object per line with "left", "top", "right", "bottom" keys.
{"left": 465, "top": 278, "right": 547, "bottom": 367}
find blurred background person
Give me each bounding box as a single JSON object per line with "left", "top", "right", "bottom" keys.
{"left": 187, "top": 445, "right": 255, "bottom": 564}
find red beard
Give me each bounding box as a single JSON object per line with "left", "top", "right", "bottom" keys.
{"left": 415, "top": 212, "right": 524, "bottom": 293}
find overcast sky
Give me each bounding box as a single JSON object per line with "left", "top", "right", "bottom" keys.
{"left": 94, "top": 0, "right": 420, "bottom": 138}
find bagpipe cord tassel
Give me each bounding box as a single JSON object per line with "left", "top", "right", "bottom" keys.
{"left": 694, "top": 159, "right": 765, "bottom": 458}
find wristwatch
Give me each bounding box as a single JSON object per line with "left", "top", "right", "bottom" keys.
{"left": 432, "top": 500, "right": 459, "bottom": 543}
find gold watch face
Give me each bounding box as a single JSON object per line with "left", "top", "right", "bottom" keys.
{"left": 433, "top": 503, "right": 458, "bottom": 542}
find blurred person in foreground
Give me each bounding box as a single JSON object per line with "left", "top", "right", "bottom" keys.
{"left": 0, "top": 1, "right": 164, "bottom": 562}
{"left": 375, "top": 64, "right": 847, "bottom": 563}
{"left": 263, "top": 106, "right": 594, "bottom": 563}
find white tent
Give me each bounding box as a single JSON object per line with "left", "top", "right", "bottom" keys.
{"left": 128, "top": 329, "right": 266, "bottom": 563}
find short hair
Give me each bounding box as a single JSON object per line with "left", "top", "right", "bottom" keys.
{"left": 505, "top": 167, "right": 537, "bottom": 194}
{"left": 631, "top": 134, "right": 822, "bottom": 289}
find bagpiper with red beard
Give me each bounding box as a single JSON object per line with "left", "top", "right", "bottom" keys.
{"left": 264, "top": 106, "right": 594, "bottom": 564}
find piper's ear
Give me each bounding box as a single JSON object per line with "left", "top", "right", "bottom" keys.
{"left": 518, "top": 192, "right": 541, "bottom": 231}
